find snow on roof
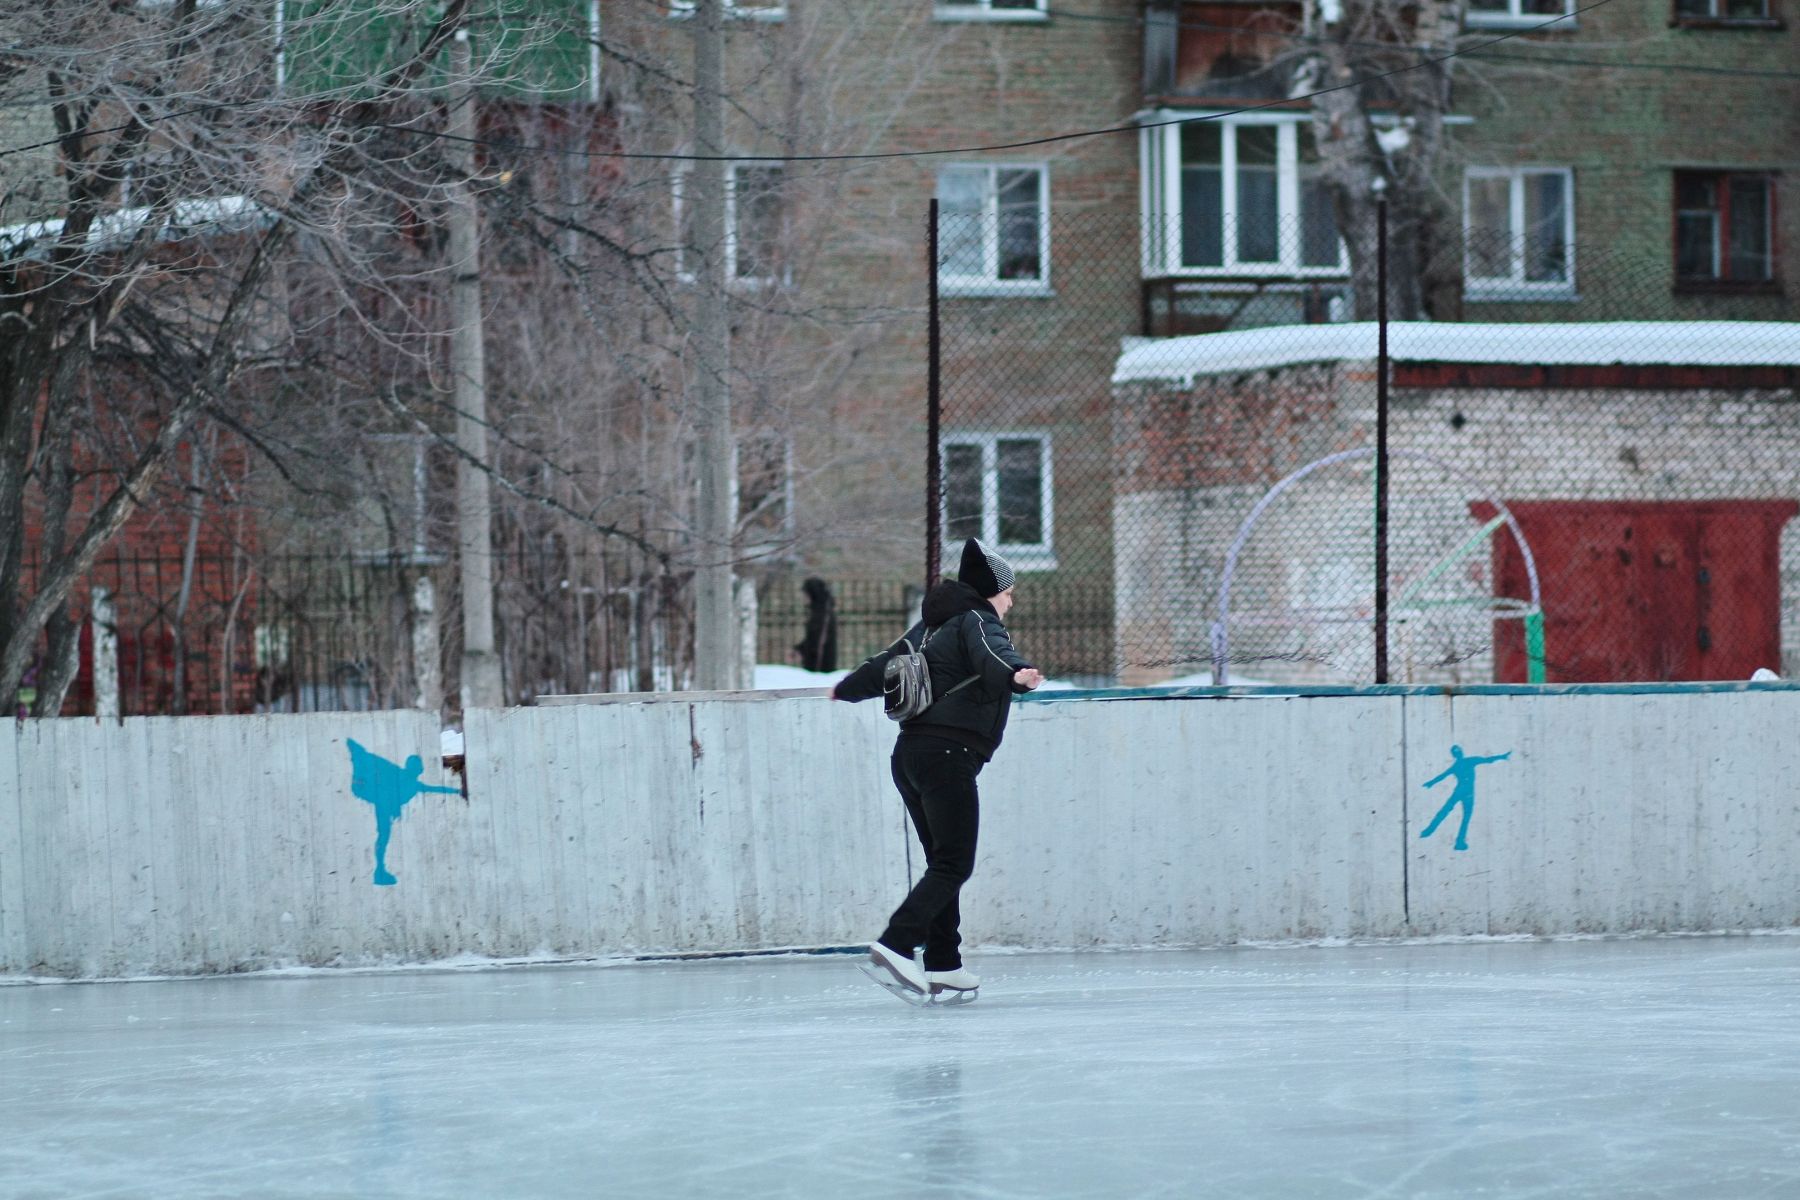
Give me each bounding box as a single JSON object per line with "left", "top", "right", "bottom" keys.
{"left": 1112, "top": 321, "right": 1800, "bottom": 388}
{"left": 0, "top": 195, "right": 267, "bottom": 261}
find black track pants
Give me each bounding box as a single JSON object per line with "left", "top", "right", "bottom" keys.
{"left": 879, "top": 734, "right": 983, "bottom": 972}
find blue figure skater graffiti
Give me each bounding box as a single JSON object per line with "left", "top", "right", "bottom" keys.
{"left": 1419, "top": 745, "right": 1511, "bottom": 852}
{"left": 347, "top": 739, "right": 460, "bottom": 886}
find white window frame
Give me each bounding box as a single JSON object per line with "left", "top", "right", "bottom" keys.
{"left": 935, "top": 0, "right": 1050, "bottom": 21}
{"left": 941, "top": 432, "right": 1056, "bottom": 571}
{"left": 1675, "top": 0, "right": 1774, "bottom": 17}
{"left": 1462, "top": 166, "right": 1577, "bottom": 299}
{"left": 1463, "top": 0, "right": 1578, "bottom": 28}
{"left": 672, "top": 161, "right": 787, "bottom": 286}
{"left": 668, "top": 0, "right": 786, "bottom": 20}
{"left": 935, "top": 164, "right": 1052, "bottom": 296}
{"left": 1139, "top": 111, "right": 1348, "bottom": 279}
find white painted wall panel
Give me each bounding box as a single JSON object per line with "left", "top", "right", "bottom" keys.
{"left": 975, "top": 696, "right": 1409, "bottom": 947}
{"left": 3, "top": 689, "right": 1797, "bottom": 978}
{"left": 1402, "top": 692, "right": 1800, "bottom": 936}
{"left": 0, "top": 719, "right": 22, "bottom": 969}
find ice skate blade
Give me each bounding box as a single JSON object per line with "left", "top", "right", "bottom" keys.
{"left": 858, "top": 960, "right": 930, "bottom": 1006}
{"left": 857, "top": 963, "right": 978, "bottom": 1007}
{"left": 928, "top": 985, "right": 978, "bottom": 1006}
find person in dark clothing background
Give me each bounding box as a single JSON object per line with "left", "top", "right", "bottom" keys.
{"left": 794, "top": 576, "right": 837, "bottom": 673}
{"left": 830, "top": 537, "right": 1043, "bottom": 1000}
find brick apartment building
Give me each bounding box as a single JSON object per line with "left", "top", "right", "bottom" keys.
{"left": 637, "top": 0, "right": 1796, "bottom": 682}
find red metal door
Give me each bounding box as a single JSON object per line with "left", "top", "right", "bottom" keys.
{"left": 1479, "top": 500, "right": 1796, "bottom": 683}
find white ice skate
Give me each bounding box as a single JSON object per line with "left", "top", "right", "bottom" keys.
{"left": 861, "top": 941, "right": 929, "bottom": 1005}
{"left": 926, "top": 967, "right": 980, "bottom": 1006}
{"left": 857, "top": 947, "right": 980, "bottom": 1007}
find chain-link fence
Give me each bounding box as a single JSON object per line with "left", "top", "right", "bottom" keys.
{"left": 938, "top": 206, "right": 1800, "bottom": 687}
{"left": 21, "top": 203, "right": 1798, "bottom": 714}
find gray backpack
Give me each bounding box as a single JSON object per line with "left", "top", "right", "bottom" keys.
{"left": 882, "top": 623, "right": 979, "bottom": 721}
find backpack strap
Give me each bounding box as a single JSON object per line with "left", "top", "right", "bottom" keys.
{"left": 930, "top": 611, "right": 982, "bottom": 701}
{"left": 937, "top": 674, "right": 981, "bottom": 701}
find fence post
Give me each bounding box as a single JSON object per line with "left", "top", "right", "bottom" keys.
{"left": 1374, "top": 192, "right": 1390, "bottom": 686}
{"left": 91, "top": 587, "right": 119, "bottom": 720}
{"left": 411, "top": 572, "right": 442, "bottom": 713}
{"left": 926, "top": 197, "right": 943, "bottom": 592}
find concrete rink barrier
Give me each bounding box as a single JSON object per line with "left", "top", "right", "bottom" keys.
{"left": 2, "top": 682, "right": 1797, "bottom": 978}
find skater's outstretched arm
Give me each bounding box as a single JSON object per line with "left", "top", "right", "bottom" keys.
{"left": 1422, "top": 765, "right": 1454, "bottom": 787}
{"left": 830, "top": 619, "right": 927, "bottom": 702}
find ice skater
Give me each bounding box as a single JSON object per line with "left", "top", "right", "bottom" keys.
{"left": 1419, "top": 744, "right": 1511, "bottom": 852}
{"left": 346, "top": 739, "right": 461, "bottom": 885}
{"left": 830, "top": 537, "right": 1043, "bottom": 1003}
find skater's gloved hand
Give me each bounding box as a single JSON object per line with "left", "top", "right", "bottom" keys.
{"left": 1013, "top": 668, "right": 1043, "bottom": 690}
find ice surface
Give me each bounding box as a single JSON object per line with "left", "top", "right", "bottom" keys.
{"left": 4, "top": 937, "right": 1799, "bottom": 1199}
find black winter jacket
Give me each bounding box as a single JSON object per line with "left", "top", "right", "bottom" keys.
{"left": 834, "top": 580, "right": 1036, "bottom": 760}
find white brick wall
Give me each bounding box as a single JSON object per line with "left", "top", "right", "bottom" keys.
{"left": 1115, "top": 363, "right": 1800, "bottom": 685}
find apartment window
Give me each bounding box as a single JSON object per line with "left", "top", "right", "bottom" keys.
{"left": 1465, "top": 0, "right": 1577, "bottom": 25}
{"left": 674, "top": 162, "right": 786, "bottom": 284}
{"left": 1140, "top": 114, "right": 1343, "bottom": 277}
{"left": 1463, "top": 167, "right": 1574, "bottom": 297}
{"left": 936, "top": 0, "right": 1049, "bottom": 20}
{"left": 730, "top": 164, "right": 785, "bottom": 282}
{"left": 669, "top": 0, "right": 785, "bottom": 19}
{"left": 1675, "top": 0, "right": 1774, "bottom": 20}
{"left": 937, "top": 165, "right": 1050, "bottom": 293}
{"left": 1675, "top": 171, "right": 1776, "bottom": 286}
{"left": 943, "top": 434, "right": 1055, "bottom": 567}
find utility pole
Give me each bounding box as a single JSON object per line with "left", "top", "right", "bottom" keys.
{"left": 449, "top": 29, "right": 503, "bottom": 709}
{"left": 691, "top": 0, "right": 739, "bottom": 690}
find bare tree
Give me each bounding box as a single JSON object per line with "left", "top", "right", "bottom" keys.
{"left": 0, "top": 0, "right": 614, "bottom": 715}
{"left": 1301, "top": 0, "right": 1467, "bottom": 320}
{"left": 439, "top": 1, "right": 958, "bottom": 696}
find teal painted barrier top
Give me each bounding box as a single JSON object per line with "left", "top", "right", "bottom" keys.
{"left": 1018, "top": 680, "right": 1800, "bottom": 703}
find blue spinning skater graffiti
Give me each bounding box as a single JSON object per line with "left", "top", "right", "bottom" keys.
{"left": 347, "top": 739, "right": 460, "bottom": 885}
{"left": 1419, "top": 745, "right": 1512, "bottom": 852}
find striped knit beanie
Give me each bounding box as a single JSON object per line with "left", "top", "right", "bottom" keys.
{"left": 958, "top": 537, "right": 1016, "bottom": 598}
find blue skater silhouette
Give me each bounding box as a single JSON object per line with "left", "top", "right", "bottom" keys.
{"left": 347, "top": 739, "right": 460, "bottom": 886}
{"left": 1419, "top": 744, "right": 1511, "bottom": 852}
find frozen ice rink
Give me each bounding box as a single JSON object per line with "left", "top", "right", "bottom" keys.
{"left": 4, "top": 935, "right": 1799, "bottom": 1199}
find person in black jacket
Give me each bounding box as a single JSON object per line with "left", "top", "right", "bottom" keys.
{"left": 793, "top": 577, "right": 837, "bottom": 672}
{"left": 830, "top": 537, "right": 1043, "bottom": 999}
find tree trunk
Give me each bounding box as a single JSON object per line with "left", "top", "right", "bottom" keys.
{"left": 449, "top": 29, "right": 504, "bottom": 711}
{"left": 169, "top": 443, "right": 208, "bottom": 715}
{"left": 691, "top": 0, "right": 741, "bottom": 691}
{"left": 25, "top": 350, "right": 86, "bottom": 717}
{"left": 1307, "top": 0, "right": 1462, "bottom": 323}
